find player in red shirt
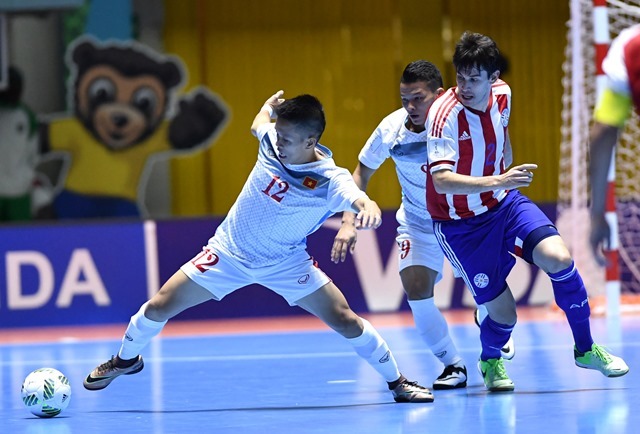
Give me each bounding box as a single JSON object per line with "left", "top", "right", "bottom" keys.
{"left": 426, "top": 32, "right": 628, "bottom": 392}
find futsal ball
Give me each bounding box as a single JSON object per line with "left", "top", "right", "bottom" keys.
{"left": 21, "top": 368, "right": 71, "bottom": 418}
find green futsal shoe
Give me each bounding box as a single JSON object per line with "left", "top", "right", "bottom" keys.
{"left": 478, "top": 358, "right": 514, "bottom": 392}
{"left": 574, "top": 344, "right": 629, "bottom": 377}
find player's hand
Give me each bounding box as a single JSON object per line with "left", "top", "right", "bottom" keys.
{"left": 500, "top": 163, "right": 538, "bottom": 189}
{"left": 264, "top": 90, "right": 285, "bottom": 111}
{"left": 355, "top": 200, "right": 382, "bottom": 230}
{"left": 589, "top": 213, "right": 611, "bottom": 267}
{"left": 331, "top": 224, "right": 358, "bottom": 263}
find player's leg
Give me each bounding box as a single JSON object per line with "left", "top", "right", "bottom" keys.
{"left": 397, "top": 224, "right": 467, "bottom": 389}
{"left": 401, "top": 265, "right": 467, "bottom": 389}
{"left": 84, "top": 270, "right": 215, "bottom": 390}
{"left": 295, "top": 282, "right": 434, "bottom": 402}
{"left": 434, "top": 216, "right": 517, "bottom": 393}
{"left": 530, "top": 234, "right": 628, "bottom": 377}
{"left": 477, "top": 287, "right": 516, "bottom": 392}
{"left": 475, "top": 293, "right": 515, "bottom": 360}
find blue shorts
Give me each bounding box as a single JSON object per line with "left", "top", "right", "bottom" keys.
{"left": 433, "top": 190, "right": 556, "bottom": 304}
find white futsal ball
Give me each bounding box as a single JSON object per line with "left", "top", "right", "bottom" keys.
{"left": 21, "top": 368, "right": 72, "bottom": 418}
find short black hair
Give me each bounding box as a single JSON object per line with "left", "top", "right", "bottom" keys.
{"left": 401, "top": 60, "right": 443, "bottom": 91}
{"left": 274, "top": 94, "right": 326, "bottom": 140}
{"left": 453, "top": 32, "right": 501, "bottom": 77}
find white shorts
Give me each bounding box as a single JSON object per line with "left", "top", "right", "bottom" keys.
{"left": 395, "top": 218, "right": 444, "bottom": 283}
{"left": 180, "top": 242, "right": 331, "bottom": 306}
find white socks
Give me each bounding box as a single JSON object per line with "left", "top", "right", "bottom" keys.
{"left": 408, "top": 298, "right": 462, "bottom": 366}
{"left": 118, "top": 302, "right": 167, "bottom": 360}
{"left": 347, "top": 318, "right": 401, "bottom": 383}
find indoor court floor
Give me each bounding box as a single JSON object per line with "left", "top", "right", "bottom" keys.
{"left": 1, "top": 307, "right": 639, "bottom": 434}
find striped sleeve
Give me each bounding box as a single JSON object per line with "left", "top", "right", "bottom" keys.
{"left": 427, "top": 90, "right": 459, "bottom": 173}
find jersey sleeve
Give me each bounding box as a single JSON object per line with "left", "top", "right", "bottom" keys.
{"left": 594, "top": 87, "right": 633, "bottom": 127}
{"left": 256, "top": 122, "right": 275, "bottom": 144}
{"left": 602, "top": 33, "right": 632, "bottom": 95}
{"left": 427, "top": 118, "right": 458, "bottom": 174}
{"left": 326, "top": 168, "right": 367, "bottom": 212}
{"left": 357, "top": 122, "right": 390, "bottom": 170}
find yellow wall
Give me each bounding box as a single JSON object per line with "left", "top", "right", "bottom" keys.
{"left": 164, "top": 0, "right": 569, "bottom": 216}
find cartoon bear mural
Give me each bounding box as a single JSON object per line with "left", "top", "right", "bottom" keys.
{"left": 40, "top": 37, "right": 229, "bottom": 219}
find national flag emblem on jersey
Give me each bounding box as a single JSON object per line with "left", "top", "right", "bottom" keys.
{"left": 303, "top": 176, "right": 318, "bottom": 189}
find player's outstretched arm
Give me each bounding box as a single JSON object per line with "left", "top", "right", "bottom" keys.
{"left": 431, "top": 164, "right": 538, "bottom": 194}
{"left": 331, "top": 163, "right": 377, "bottom": 263}
{"left": 251, "top": 90, "right": 285, "bottom": 136}
{"left": 588, "top": 121, "right": 620, "bottom": 266}
{"left": 331, "top": 215, "right": 357, "bottom": 264}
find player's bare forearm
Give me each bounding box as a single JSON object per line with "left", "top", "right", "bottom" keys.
{"left": 589, "top": 122, "right": 619, "bottom": 217}
{"left": 340, "top": 163, "right": 375, "bottom": 228}
{"left": 331, "top": 221, "right": 358, "bottom": 263}
{"left": 332, "top": 163, "right": 377, "bottom": 263}
{"left": 251, "top": 90, "right": 285, "bottom": 136}
{"left": 431, "top": 164, "right": 537, "bottom": 194}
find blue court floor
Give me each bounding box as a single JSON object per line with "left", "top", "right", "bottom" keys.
{"left": 1, "top": 311, "right": 638, "bottom": 434}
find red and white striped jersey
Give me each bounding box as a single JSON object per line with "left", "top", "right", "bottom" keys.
{"left": 426, "top": 80, "right": 511, "bottom": 221}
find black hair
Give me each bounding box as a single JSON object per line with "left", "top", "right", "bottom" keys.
{"left": 274, "top": 94, "right": 326, "bottom": 140}
{"left": 401, "top": 60, "right": 443, "bottom": 91}
{"left": 453, "top": 32, "right": 502, "bottom": 77}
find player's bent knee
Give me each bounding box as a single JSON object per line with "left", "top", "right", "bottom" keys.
{"left": 143, "top": 301, "right": 172, "bottom": 322}
{"left": 404, "top": 285, "right": 434, "bottom": 300}
{"left": 545, "top": 255, "right": 574, "bottom": 274}
{"left": 400, "top": 267, "right": 437, "bottom": 300}
{"left": 327, "top": 310, "right": 362, "bottom": 338}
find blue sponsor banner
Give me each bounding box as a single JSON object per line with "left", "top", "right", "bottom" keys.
{"left": 0, "top": 221, "right": 148, "bottom": 328}
{"left": 0, "top": 203, "right": 558, "bottom": 329}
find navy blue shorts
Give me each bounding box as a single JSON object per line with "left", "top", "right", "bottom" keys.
{"left": 433, "top": 190, "right": 557, "bottom": 304}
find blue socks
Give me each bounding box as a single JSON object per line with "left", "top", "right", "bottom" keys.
{"left": 548, "top": 261, "right": 594, "bottom": 353}
{"left": 480, "top": 316, "right": 514, "bottom": 361}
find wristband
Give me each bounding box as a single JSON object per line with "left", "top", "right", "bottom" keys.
{"left": 261, "top": 104, "right": 274, "bottom": 118}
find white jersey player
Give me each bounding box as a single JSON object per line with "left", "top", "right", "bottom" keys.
{"left": 83, "top": 90, "right": 434, "bottom": 403}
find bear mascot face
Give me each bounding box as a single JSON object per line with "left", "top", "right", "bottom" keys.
{"left": 71, "top": 40, "right": 182, "bottom": 151}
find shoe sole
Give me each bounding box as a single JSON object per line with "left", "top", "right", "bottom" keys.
{"left": 393, "top": 395, "right": 435, "bottom": 403}
{"left": 488, "top": 384, "right": 515, "bottom": 392}
{"left": 83, "top": 361, "right": 144, "bottom": 391}
{"left": 432, "top": 380, "right": 467, "bottom": 390}
{"left": 575, "top": 361, "right": 629, "bottom": 377}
